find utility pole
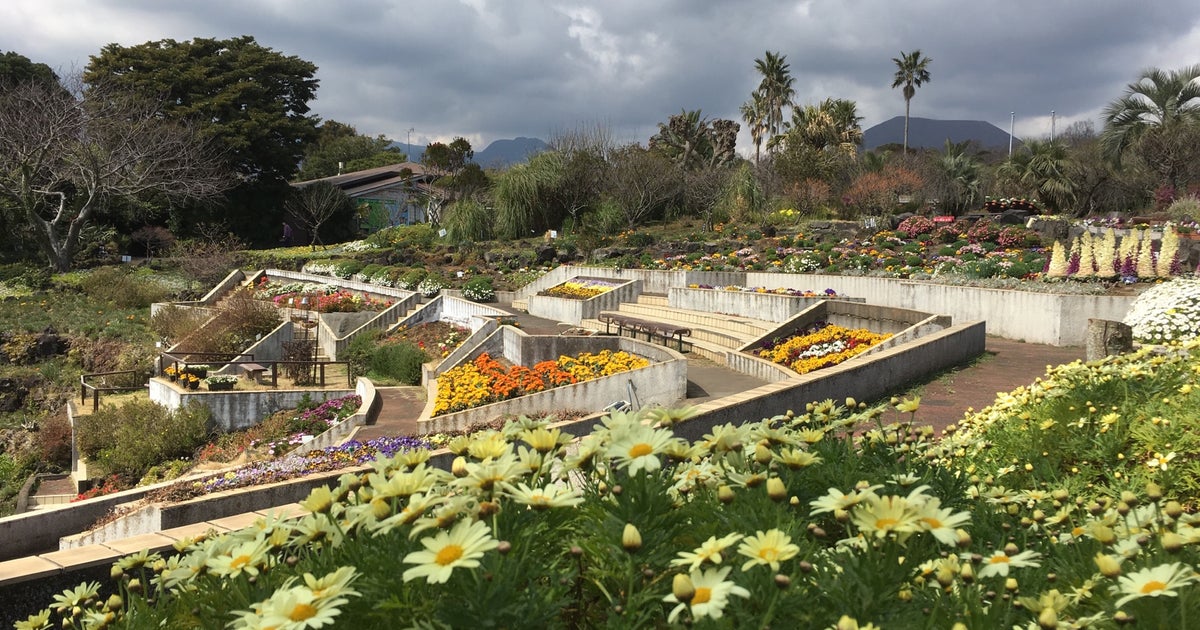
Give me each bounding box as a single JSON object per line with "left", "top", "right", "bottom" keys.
{"left": 1009, "top": 112, "right": 1014, "bottom": 158}
{"left": 407, "top": 127, "right": 415, "bottom": 151}
{"left": 1050, "top": 111, "right": 1056, "bottom": 143}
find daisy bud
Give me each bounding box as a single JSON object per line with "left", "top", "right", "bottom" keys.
{"left": 1165, "top": 500, "right": 1185, "bottom": 518}
{"left": 955, "top": 529, "right": 971, "bottom": 548}
{"left": 1092, "top": 525, "right": 1117, "bottom": 546}
{"left": 672, "top": 574, "right": 695, "bottom": 602}
{"left": 718, "top": 485, "right": 735, "bottom": 504}
{"left": 497, "top": 541, "right": 512, "bottom": 555}
{"left": 766, "top": 477, "right": 787, "bottom": 502}
{"left": 1003, "top": 543, "right": 1019, "bottom": 555}
{"left": 1113, "top": 611, "right": 1134, "bottom": 625}
{"left": 1032, "top": 509, "right": 1046, "bottom": 523}
{"left": 834, "top": 508, "right": 850, "bottom": 523}
{"left": 1120, "top": 491, "right": 1139, "bottom": 507}
{"left": 789, "top": 496, "right": 800, "bottom": 506}
{"left": 622, "top": 523, "right": 642, "bottom": 552}
{"left": 1145, "top": 482, "right": 1163, "bottom": 501}
{"left": 105, "top": 594, "right": 123, "bottom": 612}
{"left": 1115, "top": 501, "right": 1130, "bottom": 516}
{"left": 754, "top": 443, "right": 773, "bottom": 465}
{"left": 1038, "top": 607, "right": 1058, "bottom": 629}
{"left": 1051, "top": 489, "right": 1069, "bottom": 502}
{"left": 1004, "top": 578, "right": 1018, "bottom": 592}
{"left": 845, "top": 397, "right": 856, "bottom": 409}
{"left": 898, "top": 588, "right": 912, "bottom": 602}
{"left": 110, "top": 566, "right": 124, "bottom": 581}
{"left": 959, "top": 563, "right": 974, "bottom": 583}
{"left": 1094, "top": 552, "right": 1121, "bottom": 577}
{"left": 798, "top": 560, "right": 813, "bottom": 573}
{"left": 128, "top": 579, "right": 143, "bottom": 595}
{"left": 451, "top": 456, "right": 469, "bottom": 478}
{"left": 774, "top": 574, "right": 791, "bottom": 589}
{"left": 1162, "top": 532, "right": 1185, "bottom": 553}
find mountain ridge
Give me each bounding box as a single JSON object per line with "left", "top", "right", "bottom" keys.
{"left": 863, "top": 116, "right": 1016, "bottom": 151}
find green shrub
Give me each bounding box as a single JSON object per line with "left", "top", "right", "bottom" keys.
{"left": 369, "top": 341, "right": 428, "bottom": 385}
{"left": 76, "top": 399, "right": 210, "bottom": 480}
{"left": 365, "top": 224, "right": 437, "bottom": 249}
{"left": 399, "top": 269, "right": 427, "bottom": 290}
{"left": 343, "top": 330, "right": 382, "bottom": 377}
{"left": 330, "top": 259, "right": 364, "bottom": 279}
{"left": 80, "top": 266, "right": 168, "bottom": 308}
{"left": 462, "top": 276, "right": 495, "bottom": 303}
{"left": 1166, "top": 196, "right": 1200, "bottom": 222}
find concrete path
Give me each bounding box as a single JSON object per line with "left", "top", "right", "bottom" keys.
{"left": 353, "top": 386, "right": 425, "bottom": 441}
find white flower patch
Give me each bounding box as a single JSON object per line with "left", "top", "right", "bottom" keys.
{"left": 1123, "top": 278, "right": 1200, "bottom": 343}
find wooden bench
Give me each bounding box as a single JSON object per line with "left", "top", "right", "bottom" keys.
{"left": 598, "top": 312, "right": 691, "bottom": 351}
{"left": 238, "top": 362, "right": 269, "bottom": 382}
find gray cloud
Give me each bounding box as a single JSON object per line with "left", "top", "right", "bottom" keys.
{"left": 3, "top": 0, "right": 1197, "bottom": 152}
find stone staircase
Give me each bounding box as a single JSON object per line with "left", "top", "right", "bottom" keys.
{"left": 580, "top": 295, "right": 779, "bottom": 364}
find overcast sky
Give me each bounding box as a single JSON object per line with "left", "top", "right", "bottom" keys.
{"left": 3, "top": 1, "right": 1199, "bottom": 155}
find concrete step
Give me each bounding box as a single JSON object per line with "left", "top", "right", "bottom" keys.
{"left": 636, "top": 294, "right": 668, "bottom": 307}
{"left": 612, "top": 303, "right": 777, "bottom": 338}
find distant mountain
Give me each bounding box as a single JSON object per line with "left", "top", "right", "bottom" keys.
{"left": 863, "top": 116, "right": 1016, "bottom": 151}
{"left": 387, "top": 137, "right": 548, "bottom": 168}
{"left": 475, "top": 137, "right": 549, "bottom": 167}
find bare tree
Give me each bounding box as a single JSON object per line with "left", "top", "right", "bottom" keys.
{"left": 0, "top": 77, "right": 231, "bottom": 271}
{"left": 605, "top": 144, "right": 682, "bottom": 230}
{"left": 286, "top": 181, "right": 352, "bottom": 250}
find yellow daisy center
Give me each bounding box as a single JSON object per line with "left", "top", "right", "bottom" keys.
{"left": 692, "top": 587, "right": 712, "bottom": 605}
{"left": 230, "top": 555, "right": 252, "bottom": 569}
{"left": 758, "top": 547, "right": 780, "bottom": 562}
{"left": 1141, "top": 579, "right": 1168, "bottom": 594}
{"left": 629, "top": 443, "right": 654, "bottom": 458}
{"left": 436, "top": 544, "right": 465, "bottom": 566}
{"left": 989, "top": 555, "right": 1011, "bottom": 565}
{"left": 876, "top": 518, "right": 899, "bottom": 529}
{"left": 289, "top": 603, "right": 318, "bottom": 622}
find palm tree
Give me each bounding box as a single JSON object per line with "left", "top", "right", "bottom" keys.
{"left": 789, "top": 98, "right": 863, "bottom": 152}
{"left": 740, "top": 94, "right": 768, "bottom": 164}
{"left": 1000, "top": 139, "right": 1076, "bottom": 212}
{"left": 1101, "top": 65, "right": 1200, "bottom": 189}
{"left": 936, "top": 140, "right": 981, "bottom": 214}
{"left": 752, "top": 51, "right": 796, "bottom": 153}
{"left": 891, "top": 50, "right": 933, "bottom": 156}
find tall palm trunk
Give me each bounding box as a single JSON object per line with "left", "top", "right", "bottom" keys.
{"left": 903, "top": 97, "right": 911, "bottom": 156}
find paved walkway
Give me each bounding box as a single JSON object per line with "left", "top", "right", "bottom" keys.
{"left": 875, "top": 336, "right": 1086, "bottom": 433}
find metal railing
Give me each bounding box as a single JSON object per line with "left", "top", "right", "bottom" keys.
{"left": 79, "top": 369, "right": 149, "bottom": 411}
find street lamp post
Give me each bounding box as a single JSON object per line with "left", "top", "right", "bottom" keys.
{"left": 1050, "top": 110, "right": 1056, "bottom": 142}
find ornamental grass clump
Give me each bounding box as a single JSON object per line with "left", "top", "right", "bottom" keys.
{"left": 1123, "top": 277, "right": 1200, "bottom": 344}
{"left": 31, "top": 399, "right": 1200, "bottom": 629}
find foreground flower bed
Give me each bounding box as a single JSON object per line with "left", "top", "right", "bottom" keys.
{"left": 755, "top": 322, "right": 892, "bottom": 374}
{"left": 538, "top": 277, "right": 621, "bottom": 299}
{"left": 29, "top": 385, "right": 1200, "bottom": 628}
{"left": 433, "top": 350, "right": 649, "bottom": 416}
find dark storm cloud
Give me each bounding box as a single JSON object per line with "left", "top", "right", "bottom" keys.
{"left": 2, "top": 1, "right": 1197, "bottom": 150}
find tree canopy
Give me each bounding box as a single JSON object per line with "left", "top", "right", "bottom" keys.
{"left": 297, "top": 120, "right": 405, "bottom": 181}
{"left": 84, "top": 36, "right": 320, "bottom": 244}
{"left": 0, "top": 79, "right": 230, "bottom": 270}
{"left": 0, "top": 51, "right": 57, "bottom": 88}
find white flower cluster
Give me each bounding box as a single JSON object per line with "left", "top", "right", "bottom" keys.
{"left": 783, "top": 254, "right": 822, "bottom": 273}
{"left": 417, "top": 276, "right": 447, "bottom": 298}
{"left": 341, "top": 240, "right": 380, "bottom": 253}
{"left": 302, "top": 261, "right": 337, "bottom": 276}
{"left": 462, "top": 282, "right": 495, "bottom": 302}
{"left": 1123, "top": 277, "right": 1200, "bottom": 344}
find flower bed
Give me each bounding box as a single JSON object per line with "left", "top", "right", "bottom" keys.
{"left": 538, "top": 277, "right": 622, "bottom": 300}
{"left": 754, "top": 322, "right": 892, "bottom": 374}
{"left": 1122, "top": 277, "right": 1200, "bottom": 343}
{"left": 205, "top": 375, "right": 238, "bottom": 391}
{"left": 387, "top": 322, "right": 471, "bottom": 358}
{"left": 687, "top": 284, "right": 839, "bottom": 297}
{"left": 252, "top": 394, "right": 363, "bottom": 456}
{"left": 254, "top": 277, "right": 394, "bottom": 313}
{"left": 433, "top": 350, "right": 649, "bottom": 416}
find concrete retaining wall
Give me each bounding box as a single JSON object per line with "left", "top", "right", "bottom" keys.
{"left": 419, "top": 327, "right": 686, "bottom": 434}
{"left": 214, "top": 321, "right": 293, "bottom": 374}
{"left": 744, "top": 272, "right": 1134, "bottom": 346}
{"left": 149, "top": 380, "right": 355, "bottom": 432}
{"left": 670, "top": 321, "right": 987, "bottom": 442}
{"left": 316, "top": 293, "right": 421, "bottom": 360}
{"left": 398, "top": 295, "right": 507, "bottom": 331}
{"left": 527, "top": 278, "right": 641, "bottom": 324}
{"left": 668, "top": 287, "right": 865, "bottom": 322}
{"left": 265, "top": 269, "right": 416, "bottom": 300}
